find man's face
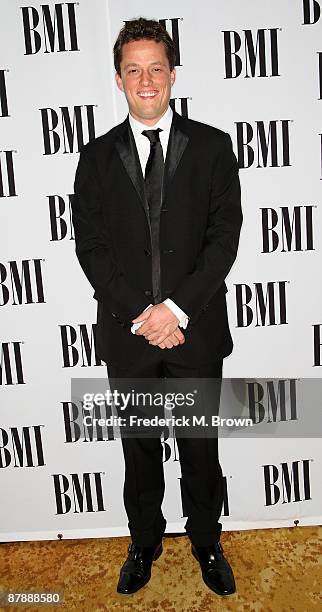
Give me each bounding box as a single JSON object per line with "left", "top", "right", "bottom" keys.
{"left": 115, "top": 39, "right": 176, "bottom": 126}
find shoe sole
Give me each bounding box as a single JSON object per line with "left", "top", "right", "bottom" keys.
{"left": 191, "top": 547, "right": 236, "bottom": 596}
{"left": 117, "top": 543, "right": 163, "bottom": 595}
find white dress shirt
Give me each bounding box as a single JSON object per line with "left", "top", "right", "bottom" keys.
{"left": 129, "top": 107, "right": 189, "bottom": 334}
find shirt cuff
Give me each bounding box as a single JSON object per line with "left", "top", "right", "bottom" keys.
{"left": 163, "top": 298, "right": 189, "bottom": 329}
{"left": 130, "top": 304, "right": 153, "bottom": 334}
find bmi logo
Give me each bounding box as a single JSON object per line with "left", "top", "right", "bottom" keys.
{"left": 261, "top": 206, "right": 315, "bottom": 252}
{"left": 0, "top": 425, "right": 45, "bottom": 467}
{"left": 263, "top": 459, "right": 312, "bottom": 505}
{"left": 223, "top": 28, "right": 280, "bottom": 78}
{"left": 235, "top": 281, "right": 288, "bottom": 327}
{"left": 236, "top": 120, "right": 291, "bottom": 168}
{"left": 247, "top": 379, "right": 297, "bottom": 423}
{"left": 62, "top": 401, "right": 115, "bottom": 443}
{"left": 60, "top": 323, "right": 103, "bottom": 367}
{"left": 40, "top": 105, "right": 97, "bottom": 154}
{"left": 0, "top": 259, "right": 45, "bottom": 305}
{"left": 48, "top": 194, "right": 75, "bottom": 241}
{"left": 21, "top": 3, "right": 79, "bottom": 54}
{"left": 53, "top": 472, "right": 106, "bottom": 513}
{"left": 0, "top": 342, "right": 25, "bottom": 385}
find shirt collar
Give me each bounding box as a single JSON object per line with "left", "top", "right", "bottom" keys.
{"left": 128, "top": 106, "right": 173, "bottom": 137}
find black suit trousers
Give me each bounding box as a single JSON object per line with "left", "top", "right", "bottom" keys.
{"left": 107, "top": 348, "right": 224, "bottom": 547}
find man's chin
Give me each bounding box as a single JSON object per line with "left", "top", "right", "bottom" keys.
{"left": 133, "top": 107, "right": 166, "bottom": 123}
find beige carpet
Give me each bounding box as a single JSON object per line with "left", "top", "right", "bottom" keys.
{"left": 0, "top": 526, "right": 321, "bottom": 611}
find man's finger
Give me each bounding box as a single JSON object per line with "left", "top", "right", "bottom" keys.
{"left": 149, "top": 336, "right": 164, "bottom": 345}
{"left": 132, "top": 307, "right": 153, "bottom": 323}
{"left": 136, "top": 322, "right": 155, "bottom": 335}
{"left": 169, "top": 334, "right": 179, "bottom": 346}
{"left": 145, "top": 330, "right": 165, "bottom": 341}
{"left": 173, "top": 329, "right": 185, "bottom": 343}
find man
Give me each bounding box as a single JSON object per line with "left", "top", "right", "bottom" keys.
{"left": 72, "top": 18, "right": 242, "bottom": 597}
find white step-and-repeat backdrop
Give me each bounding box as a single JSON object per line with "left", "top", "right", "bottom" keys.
{"left": 1, "top": 0, "right": 321, "bottom": 541}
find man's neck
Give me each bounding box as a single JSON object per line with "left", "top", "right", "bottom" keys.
{"left": 129, "top": 106, "right": 171, "bottom": 128}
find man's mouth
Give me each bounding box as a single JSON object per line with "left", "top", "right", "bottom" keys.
{"left": 137, "top": 91, "right": 158, "bottom": 98}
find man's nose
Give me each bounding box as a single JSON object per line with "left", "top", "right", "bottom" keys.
{"left": 140, "top": 70, "right": 153, "bottom": 86}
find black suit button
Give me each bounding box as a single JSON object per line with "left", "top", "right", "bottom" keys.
{"left": 161, "top": 208, "right": 168, "bottom": 212}
{"left": 111, "top": 312, "right": 117, "bottom": 318}
{"left": 144, "top": 249, "right": 151, "bottom": 256}
{"left": 144, "top": 290, "right": 152, "bottom": 296}
{"left": 163, "top": 249, "right": 174, "bottom": 254}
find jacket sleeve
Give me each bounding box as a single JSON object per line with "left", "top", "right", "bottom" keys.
{"left": 72, "top": 147, "right": 150, "bottom": 323}
{"left": 170, "top": 132, "right": 242, "bottom": 324}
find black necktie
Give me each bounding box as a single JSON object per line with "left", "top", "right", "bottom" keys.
{"left": 141, "top": 128, "right": 164, "bottom": 304}
{"left": 141, "top": 128, "right": 164, "bottom": 217}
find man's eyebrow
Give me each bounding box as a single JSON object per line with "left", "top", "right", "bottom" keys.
{"left": 124, "top": 61, "right": 167, "bottom": 69}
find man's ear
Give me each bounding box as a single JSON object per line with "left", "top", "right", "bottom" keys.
{"left": 170, "top": 68, "right": 176, "bottom": 87}
{"left": 115, "top": 72, "right": 124, "bottom": 92}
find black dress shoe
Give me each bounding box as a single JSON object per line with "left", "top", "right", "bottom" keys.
{"left": 192, "top": 541, "right": 236, "bottom": 596}
{"left": 117, "top": 542, "right": 163, "bottom": 594}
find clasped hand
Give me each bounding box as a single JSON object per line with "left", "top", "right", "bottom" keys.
{"left": 132, "top": 303, "right": 185, "bottom": 349}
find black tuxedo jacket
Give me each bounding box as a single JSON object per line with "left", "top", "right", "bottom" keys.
{"left": 72, "top": 111, "right": 242, "bottom": 368}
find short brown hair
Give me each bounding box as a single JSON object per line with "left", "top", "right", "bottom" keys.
{"left": 113, "top": 17, "right": 176, "bottom": 75}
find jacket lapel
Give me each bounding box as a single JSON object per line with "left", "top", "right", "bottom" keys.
{"left": 114, "top": 111, "right": 190, "bottom": 210}
{"left": 162, "top": 111, "right": 189, "bottom": 203}
{"left": 114, "top": 118, "right": 148, "bottom": 216}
